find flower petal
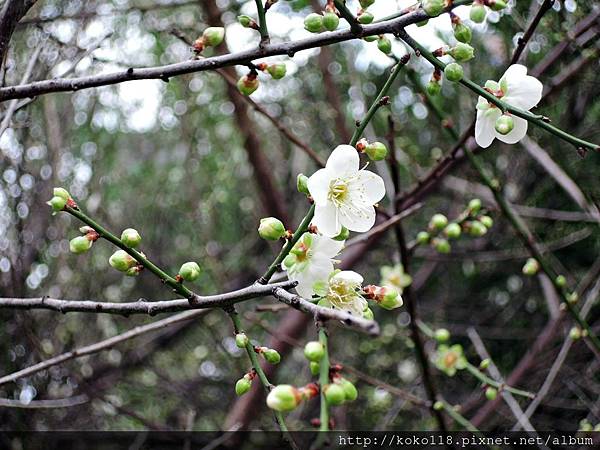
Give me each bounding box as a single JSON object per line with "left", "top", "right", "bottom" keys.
{"left": 496, "top": 116, "right": 528, "bottom": 144}
{"left": 501, "top": 65, "right": 543, "bottom": 110}
{"left": 293, "top": 259, "right": 333, "bottom": 298}
{"left": 313, "top": 203, "right": 341, "bottom": 237}
{"left": 475, "top": 107, "right": 501, "bottom": 148}
{"left": 339, "top": 202, "right": 376, "bottom": 233}
{"left": 332, "top": 270, "right": 364, "bottom": 285}
{"left": 325, "top": 145, "right": 359, "bottom": 177}
{"left": 307, "top": 168, "right": 332, "bottom": 206}
{"left": 312, "top": 234, "right": 344, "bottom": 258}
{"left": 351, "top": 170, "right": 386, "bottom": 204}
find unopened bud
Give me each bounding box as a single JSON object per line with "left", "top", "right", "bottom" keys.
{"left": 322, "top": 12, "right": 339, "bottom": 31}
{"left": 377, "top": 36, "right": 392, "bottom": 55}
{"left": 430, "top": 213, "right": 448, "bottom": 230}
{"left": 444, "top": 223, "right": 462, "bottom": 239}
{"left": 258, "top": 217, "right": 286, "bottom": 240}
{"left": 434, "top": 328, "right": 451, "bottom": 343}
{"left": 53, "top": 187, "right": 70, "bottom": 201}
{"left": 365, "top": 141, "right": 388, "bottom": 161}
{"left": 109, "top": 250, "right": 136, "bottom": 272}
{"left": 479, "top": 358, "right": 490, "bottom": 370}
{"left": 468, "top": 198, "right": 482, "bottom": 214}
{"left": 263, "top": 348, "right": 281, "bottom": 364}
{"left": 469, "top": 221, "right": 487, "bottom": 237}
{"left": 359, "top": 0, "right": 375, "bottom": 7}
{"left": 416, "top": 231, "right": 430, "bottom": 244}
{"left": 567, "top": 292, "right": 579, "bottom": 305}
{"left": 304, "top": 13, "right": 324, "bottom": 33}
{"left": 555, "top": 275, "right": 567, "bottom": 288}
{"left": 363, "top": 307, "right": 374, "bottom": 320}
{"left": 433, "top": 238, "right": 451, "bottom": 254}
{"left": 235, "top": 333, "right": 249, "bottom": 348}
{"left": 235, "top": 377, "right": 252, "bottom": 396}
{"left": 69, "top": 236, "right": 92, "bottom": 254}
{"left": 266, "top": 385, "right": 301, "bottom": 412}
{"left": 479, "top": 215, "right": 493, "bottom": 229}
{"left": 488, "top": 0, "right": 507, "bottom": 11}
{"left": 237, "top": 74, "right": 259, "bottom": 96}
{"left": 363, "top": 35, "right": 378, "bottom": 42}
{"left": 47, "top": 196, "right": 67, "bottom": 213}
{"left": 202, "top": 27, "right": 225, "bottom": 47}
{"left": 324, "top": 383, "right": 346, "bottom": 406}
{"left": 470, "top": 4, "right": 487, "bottom": 23}
{"left": 417, "top": 19, "right": 429, "bottom": 27}
{"left": 304, "top": 341, "right": 325, "bottom": 362}
{"left": 179, "top": 261, "right": 201, "bottom": 282}
{"left": 522, "top": 258, "right": 539, "bottom": 276}
{"left": 125, "top": 266, "right": 141, "bottom": 277}
{"left": 358, "top": 11, "right": 374, "bottom": 24}
{"left": 120, "top": 228, "right": 141, "bottom": 248}
{"left": 79, "top": 226, "right": 94, "bottom": 234}
{"left": 339, "top": 378, "right": 358, "bottom": 402}
{"left": 495, "top": 114, "right": 514, "bottom": 135}
{"left": 426, "top": 80, "right": 441, "bottom": 96}
{"left": 449, "top": 42, "right": 475, "bottom": 62}
{"left": 267, "top": 63, "right": 286, "bottom": 79}
{"left": 444, "top": 63, "right": 464, "bottom": 82}
{"left": 569, "top": 327, "right": 582, "bottom": 341}
{"left": 453, "top": 22, "right": 472, "bottom": 43}
{"left": 422, "top": 0, "right": 445, "bottom": 17}
{"left": 309, "top": 361, "right": 320, "bottom": 376}
{"left": 379, "top": 286, "right": 403, "bottom": 310}
{"left": 238, "top": 15, "right": 255, "bottom": 28}
{"left": 297, "top": 174, "right": 310, "bottom": 195}
{"left": 485, "top": 386, "right": 498, "bottom": 401}
{"left": 433, "top": 400, "right": 444, "bottom": 411}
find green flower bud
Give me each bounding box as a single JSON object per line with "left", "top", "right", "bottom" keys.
{"left": 365, "top": 141, "right": 388, "bottom": 161}
{"left": 202, "top": 27, "right": 225, "bottom": 47}
{"left": 485, "top": 386, "right": 497, "bottom": 401}
{"left": 453, "top": 22, "right": 472, "bottom": 43}
{"left": 69, "top": 236, "right": 92, "bottom": 254}
{"left": 358, "top": 11, "right": 374, "bottom": 24}
{"left": 468, "top": 198, "right": 482, "bottom": 214}
{"left": 433, "top": 400, "right": 444, "bottom": 411}
{"left": 267, "top": 63, "right": 287, "bottom": 79}
{"left": 444, "top": 62, "right": 464, "bottom": 82}
{"left": 238, "top": 15, "right": 254, "bottom": 28}
{"left": 125, "top": 266, "right": 140, "bottom": 277}
{"left": 324, "top": 383, "right": 345, "bottom": 406}
{"left": 304, "top": 341, "right": 325, "bottom": 362}
{"left": 79, "top": 226, "right": 94, "bottom": 234}
{"left": 426, "top": 80, "right": 441, "bottom": 96}
{"left": 479, "top": 215, "right": 493, "bottom": 229}
{"left": 479, "top": 358, "right": 490, "bottom": 370}
{"left": 322, "top": 11, "right": 339, "bottom": 31}
{"left": 495, "top": 115, "right": 514, "bottom": 135}
{"left": 469, "top": 220, "right": 487, "bottom": 237}
{"left": 363, "top": 35, "right": 378, "bottom": 42}
{"left": 377, "top": 36, "right": 392, "bottom": 55}
{"left": 179, "top": 261, "right": 201, "bottom": 282}
{"left": 379, "top": 287, "right": 403, "bottom": 310}
{"left": 359, "top": 0, "right": 375, "bottom": 7}
{"left": 489, "top": 0, "right": 507, "bottom": 11}
{"left": 263, "top": 348, "right": 281, "bottom": 364}
{"left": 422, "top": 0, "right": 445, "bottom": 17}
{"left": 296, "top": 173, "right": 310, "bottom": 195}
{"left": 569, "top": 327, "right": 582, "bottom": 341}
{"left": 470, "top": 4, "right": 486, "bottom": 23}
{"left": 47, "top": 196, "right": 67, "bottom": 213}
{"left": 333, "top": 226, "right": 349, "bottom": 241}
{"left": 304, "top": 13, "right": 324, "bottom": 33}
{"left": 567, "top": 292, "right": 579, "bottom": 305}
{"left": 430, "top": 213, "right": 448, "bottom": 230}
{"left": 266, "top": 385, "right": 300, "bottom": 412}
{"left": 362, "top": 307, "right": 374, "bottom": 320}
{"left": 522, "top": 258, "right": 539, "bottom": 276}
{"left": 109, "top": 250, "right": 136, "bottom": 272}
{"left": 258, "top": 217, "right": 286, "bottom": 240}
{"left": 416, "top": 231, "right": 430, "bottom": 244}
{"left": 434, "top": 238, "right": 451, "bottom": 254}
{"left": 339, "top": 378, "right": 358, "bottom": 402}
{"left": 120, "top": 228, "right": 141, "bottom": 248}
{"left": 434, "top": 328, "right": 451, "bottom": 343}
{"left": 235, "top": 377, "right": 252, "bottom": 396}
{"left": 235, "top": 333, "right": 249, "bottom": 348}
{"left": 555, "top": 275, "right": 567, "bottom": 288}
{"left": 449, "top": 42, "right": 474, "bottom": 62}
{"left": 237, "top": 74, "right": 259, "bottom": 96}
{"left": 444, "top": 223, "right": 462, "bottom": 239}
{"left": 53, "top": 187, "right": 70, "bottom": 201}
{"left": 309, "top": 361, "right": 320, "bottom": 376}
{"left": 417, "top": 18, "right": 429, "bottom": 27}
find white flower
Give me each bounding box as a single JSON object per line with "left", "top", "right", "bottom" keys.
{"left": 307, "top": 145, "right": 386, "bottom": 237}
{"left": 283, "top": 233, "right": 344, "bottom": 298}
{"left": 475, "top": 64, "right": 543, "bottom": 148}
{"left": 322, "top": 270, "right": 368, "bottom": 316}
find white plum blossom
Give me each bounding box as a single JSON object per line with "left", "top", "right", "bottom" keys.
{"left": 307, "top": 145, "right": 386, "bottom": 238}
{"left": 283, "top": 233, "right": 344, "bottom": 298}
{"left": 319, "top": 270, "right": 368, "bottom": 317}
{"left": 475, "top": 64, "right": 543, "bottom": 148}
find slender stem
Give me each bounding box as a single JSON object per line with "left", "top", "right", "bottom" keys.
{"left": 333, "top": 0, "right": 361, "bottom": 34}
{"left": 258, "top": 204, "right": 315, "bottom": 284}
{"left": 437, "top": 399, "right": 481, "bottom": 434}
{"left": 254, "top": 0, "right": 270, "bottom": 46}
{"left": 350, "top": 56, "right": 409, "bottom": 146}
{"left": 398, "top": 30, "right": 599, "bottom": 152}
{"left": 465, "top": 363, "right": 534, "bottom": 399}
{"left": 65, "top": 205, "right": 196, "bottom": 300}
{"left": 318, "top": 327, "right": 330, "bottom": 431}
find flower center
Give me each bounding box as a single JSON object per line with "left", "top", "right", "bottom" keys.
{"left": 328, "top": 179, "right": 348, "bottom": 205}
{"left": 327, "top": 279, "right": 360, "bottom": 306}
{"left": 444, "top": 352, "right": 458, "bottom": 368}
